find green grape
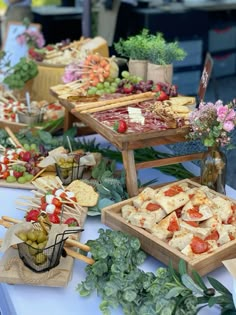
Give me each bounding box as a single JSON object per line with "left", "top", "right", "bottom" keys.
{"left": 121, "top": 70, "right": 130, "bottom": 78}
{"left": 103, "top": 81, "right": 110, "bottom": 88}
{"left": 87, "top": 88, "right": 95, "bottom": 95}
{"left": 6, "top": 176, "right": 17, "bottom": 183}
{"left": 96, "top": 90, "right": 104, "bottom": 96}
{"left": 115, "top": 77, "right": 121, "bottom": 84}
{"left": 110, "top": 86, "right": 117, "bottom": 93}
{"left": 96, "top": 82, "right": 104, "bottom": 90}
{"left": 18, "top": 176, "right": 27, "bottom": 184}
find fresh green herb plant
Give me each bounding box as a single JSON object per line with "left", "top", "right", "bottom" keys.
{"left": 114, "top": 29, "right": 187, "bottom": 65}
{"left": 77, "top": 229, "right": 236, "bottom": 315}
{"left": 114, "top": 29, "right": 151, "bottom": 60}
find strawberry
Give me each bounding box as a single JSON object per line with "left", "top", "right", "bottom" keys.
{"left": 152, "top": 83, "right": 163, "bottom": 92}
{"left": 156, "top": 90, "right": 169, "bottom": 101}
{"left": 25, "top": 209, "right": 40, "bottom": 222}
{"left": 113, "top": 120, "right": 128, "bottom": 133}
{"left": 64, "top": 217, "right": 79, "bottom": 227}
{"left": 123, "top": 83, "right": 134, "bottom": 94}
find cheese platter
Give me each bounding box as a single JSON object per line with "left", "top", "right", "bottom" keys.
{"left": 102, "top": 179, "right": 236, "bottom": 276}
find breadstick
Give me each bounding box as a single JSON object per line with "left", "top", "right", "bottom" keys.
{"left": 73, "top": 92, "right": 156, "bottom": 112}
{"left": 80, "top": 96, "right": 153, "bottom": 114}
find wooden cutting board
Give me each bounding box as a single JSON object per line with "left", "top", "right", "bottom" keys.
{"left": 0, "top": 247, "right": 74, "bottom": 287}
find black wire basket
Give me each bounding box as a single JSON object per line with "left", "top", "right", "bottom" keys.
{"left": 17, "top": 226, "right": 83, "bottom": 273}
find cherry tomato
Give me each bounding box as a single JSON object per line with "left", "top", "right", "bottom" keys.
{"left": 231, "top": 204, "right": 236, "bottom": 212}
{"left": 54, "top": 207, "right": 61, "bottom": 215}
{"left": 2, "top": 170, "right": 10, "bottom": 179}
{"left": 41, "top": 202, "right": 48, "bottom": 211}
{"left": 164, "top": 185, "right": 183, "bottom": 197}
{"left": 146, "top": 203, "right": 161, "bottom": 211}
{"left": 167, "top": 216, "right": 179, "bottom": 232}
{"left": 52, "top": 197, "right": 62, "bottom": 208}
{"left": 190, "top": 236, "right": 209, "bottom": 254}
{"left": 205, "top": 230, "right": 219, "bottom": 241}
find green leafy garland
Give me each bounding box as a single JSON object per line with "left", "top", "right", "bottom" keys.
{"left": 77, "top": 229, "right": 236, "bottom": 315}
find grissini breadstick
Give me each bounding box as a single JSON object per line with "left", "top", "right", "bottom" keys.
{"left": 72, "top": 91, "right": 156, "bottom": 112}
{"left": 80, "top": 96, "right": 153, "bottom": 114}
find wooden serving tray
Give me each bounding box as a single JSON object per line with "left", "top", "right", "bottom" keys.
{"left": 101, "top": 179, "right": 236, "bottom": 276}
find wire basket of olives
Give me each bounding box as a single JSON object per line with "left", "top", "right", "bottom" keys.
{"left": 55, "top": 153, "right": 85, "bottom": 185}
{"left": 17, "top": 223, "right": 83, "bottom": 273}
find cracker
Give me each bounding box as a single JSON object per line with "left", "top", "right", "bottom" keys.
{"left": 67, "top": 180, "right": 99, "bottom": 207}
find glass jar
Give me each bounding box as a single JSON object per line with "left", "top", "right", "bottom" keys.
{"left": 200, "top": 146, "right": 226, "bottom": 195}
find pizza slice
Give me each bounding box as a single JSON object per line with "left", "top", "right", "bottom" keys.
{"left": 211, "top": 196, "right": 233, "bottom": 223}
{"left": 129, "top": 211, "right": 156, "bottom": 229}
{"left": 148, "top": 211, "right": 180, "bottom": 241}
{"left": 180, "top": 220, "right": 211, "bottom": 238}
{"left": 181, "top": 236, "right": 218, "bottom": 258}
{"left": 168, "top": 229, "right": 193, "bottom": 251}
{"left": 121, "top": 204, "right": 137, "bottom": 221}
{"left": 154, "top": 184, "right": 190, "bottom": 214}
{"left": 132, "top": 187, "right": 157, "bottom": 208}
{"left": 140, "top": 201, "right": 166, "bottom": 223}
{"left": 181, "top": 201, "right": 213, "bottom": 222}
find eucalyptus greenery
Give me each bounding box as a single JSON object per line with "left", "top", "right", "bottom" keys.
{"left": 114, "top": 29, "right": 187, "bottom": 65}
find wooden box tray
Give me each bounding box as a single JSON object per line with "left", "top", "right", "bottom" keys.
{"left": 101, "top": 179, "right": 236, "bottom": 276}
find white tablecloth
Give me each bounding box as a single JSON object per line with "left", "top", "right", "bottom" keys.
{"left": 0, "top": 184, "right": 235, "bottom": 315}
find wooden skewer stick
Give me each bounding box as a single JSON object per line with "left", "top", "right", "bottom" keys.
{"left": 15, "top": 201, "right": 40, "bottom": 208}
{"left": 4, "top": 127, "right": 24, "bottom": 149}
{"left": 16, "top": 207, "right": 28, "bottom": 212}
{"left": 31, "top": 190, "right": 44, "bottom": 196}
{"left": 31, "top": 168, "right": 47, "bottom": 182}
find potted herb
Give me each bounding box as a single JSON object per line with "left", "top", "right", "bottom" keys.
{"left": 114, "top": 29, "right": 187, "bottom": 84}
{"left": 114, "top": 29, "right": 151, "bottom": 80}
{"left": 146, "top": 33, "right": 187, "bottom": 84}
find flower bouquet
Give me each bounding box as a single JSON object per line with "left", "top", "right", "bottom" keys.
{"left": 188, "top": 100, "right": 236, "bottom": 193}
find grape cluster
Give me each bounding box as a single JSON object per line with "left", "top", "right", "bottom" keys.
{"left": 87, "top": 78, "right": 121, "bottom": 96}
{"left": 28, "top": 47, "right": 45, "bottom": 62}
{"left": 3, "top": 57, "right": 38, "bottom": 90}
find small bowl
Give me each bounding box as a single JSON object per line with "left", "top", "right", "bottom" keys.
{"left": 17, "top": 109, "right": 43, "bottom": 124}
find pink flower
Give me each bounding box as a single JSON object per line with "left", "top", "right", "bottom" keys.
{"left": 223, "top": 120, "right": 235, "bottom": 132}
{"left": 16, "top": 34, "right": 27, "bottom": 45}
{"left": 217, "top": 105, "right": 228, "bottom": 122}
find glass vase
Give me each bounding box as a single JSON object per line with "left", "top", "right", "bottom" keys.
{"left": 200, "top": 146, "right": 227, "bottom": 195}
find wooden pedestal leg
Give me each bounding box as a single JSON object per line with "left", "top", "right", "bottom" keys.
{"left": 121, "top": 149, "right": 139, "bottom": 197}
{"left": 64, "top": 109, "right": 77, "bottom": 132}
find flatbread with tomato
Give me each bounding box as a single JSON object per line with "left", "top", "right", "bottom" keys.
{"left": 155, "top": 184, "right": 190, "bottom": 214}
{"left": 181, "top": 201, "right": 213, "bottom": 222}
{"left": 149, "top": 211, "right": 180, "bottom": 241}
{"left": 140, "top": 201, "right": 166, "bottom": 223}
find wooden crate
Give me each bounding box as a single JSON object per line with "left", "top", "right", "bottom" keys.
{"left": 101, "top": 179, "right": 236, "bottom": 276}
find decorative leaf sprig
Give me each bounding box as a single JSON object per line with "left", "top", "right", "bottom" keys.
{"left": 77, "top": 229, "right": 236, "bottom": 315}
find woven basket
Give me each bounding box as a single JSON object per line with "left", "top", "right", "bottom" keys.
{"left": 31, "top": 63, "right": 65, "bottom": 102}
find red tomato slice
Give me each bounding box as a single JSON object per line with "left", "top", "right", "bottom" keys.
{"left": 205, "top": 230, "right": 219, "bottom": 241}
{"left": 184, "top": 220, "right": 199, "bottom": 227}
{"left": 229, "top": 234, "right": 235, "bottom": 241}
{"left": 187, "top": 206, "right": 202, "bottom": 219}
{"left": 146, "top": 203, "right": 161, "bottom": 211}
{"left": 164, "top": 185, "right": 183, "bottom": 197}
{"left": 190, "top": 236, "right": 209, "bottom": 254}
{"left": 167, "top": 217, "right": 179, "bottom": 232}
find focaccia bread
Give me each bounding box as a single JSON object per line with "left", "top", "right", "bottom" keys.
{"left": 155, "top": 184, "right": 190, "bottom": 214}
